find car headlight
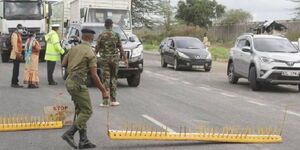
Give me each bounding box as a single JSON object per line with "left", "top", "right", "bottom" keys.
{"left": 132, "top": 45, "right": 143, "bottom": 57}
{"left": 178, "top": 51, "right": 189, "bottom": 59}
{"left": 206, "top": 52, "right": 212, "bottom": 59}
{"left": 260, "top": 57, "right": 275, "bottom": 64}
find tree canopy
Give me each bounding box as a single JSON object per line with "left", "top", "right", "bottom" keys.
{"left": 176, "top": 0, "right": 226, "bottom": 27}
{"left": 220, "top": 9, "right": 253, "bottom": 24}
{"left": 131, "top": 0, "right": 157, "bottom": 28}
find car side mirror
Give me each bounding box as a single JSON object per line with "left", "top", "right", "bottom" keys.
{"left": 129, "top": 37, "right": 135, "bottom": 42}
{"left": 242, "top": 46, "right": 251, "bottom": 53}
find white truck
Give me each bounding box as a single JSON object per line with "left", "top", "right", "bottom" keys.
{"left": 69, "top": 0, "right": 132, "bottom": 34}
{"left": 0, "top": 0, "right": 51, "bottom": 62}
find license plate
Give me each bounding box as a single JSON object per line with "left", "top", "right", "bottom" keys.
{"left": 119, "top": 61, "right": 126, "bottom": 67}
{"left": 281, "top": 71, "right": 299, "bottom": 77}
{"left": 192, "top": 65, "right": 202, "bottom": 69}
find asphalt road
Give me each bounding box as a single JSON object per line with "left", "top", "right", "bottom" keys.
{"left": 0, "top": 52, "right": 300, "bottom": 150}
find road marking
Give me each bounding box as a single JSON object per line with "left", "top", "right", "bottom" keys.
{"left": 142, "top": 114, "right": 176, "bottom": 133}
{"left": 182, "top": 81, "right": 192, "bottom": 85}
{"left": 247, "top": 100, "right": 266, "bottom": 106}
{"left": 221, "top": 92, "right": 236, "bottom": 98}
{"left": 198, "top": 86, "right": 212, "bottom": 91}
{"left": 286, "top": 110, "right": 300, "bottom": 117}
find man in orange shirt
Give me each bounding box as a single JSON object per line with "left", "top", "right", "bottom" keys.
{"left": 10, "top": 24, "right": 24, "bottom": 88}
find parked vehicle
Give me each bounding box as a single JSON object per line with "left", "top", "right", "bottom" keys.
{"left": 227, "top": 34, "right": 300, "bottom": 91}
{"left": 160, "top": 36, "right": 212, "bottom": 71}
{"left": 61, "top": 23, "right": 143, "bottom": 87}
{"left": 0, "top": 0, "right": 51, "bottom": 62}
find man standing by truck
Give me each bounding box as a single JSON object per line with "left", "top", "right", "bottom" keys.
{"left": 96, "top": 19, "right": 128, "bottom": 107}
{"left": 10, "top": 24, "right": 24, "bottom": 88}
{"left": 45, "top": 24, "right": 65, "bottom": 85}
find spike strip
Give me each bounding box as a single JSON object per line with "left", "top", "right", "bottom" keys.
{"left": 108, "top": 130, "right": 282, "bottom": 143}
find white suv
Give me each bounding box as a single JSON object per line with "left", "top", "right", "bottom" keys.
{"left": 227, "top": 34, "right": 300, "bottom": 91}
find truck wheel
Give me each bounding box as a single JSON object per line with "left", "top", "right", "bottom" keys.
{"left": 228, "top": 63, "right": 239, "bottom": 84}
{"left": 1, "top": 52, "right": 10, "bottom": 63}
{"left": 161, "top": 55, "right": 167, "bottom": 68}
{"left": 249, "top": 66, "right": 261, "bottom": 91}
{"left": 127, "top": 73, "right": 141, "bottom": 87}
{"left": 61, "top": 67, "right": 68, "bottom": 80}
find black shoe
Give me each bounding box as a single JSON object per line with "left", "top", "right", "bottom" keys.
{"left": 49, "top": 82, "right": 58, "bottom": 85}
{"left": 62, "top": 125, "right": 78, "bottom": 149}
{"left": 79, "top": 130, "right": 96, "bottom": 149}
{"left": 11, "top": 84, "right": 23, "bottom": 88}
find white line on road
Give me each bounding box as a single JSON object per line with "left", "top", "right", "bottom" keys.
{"left": 182, "top": 81, "right": 192, "bottom": 85}
{"left": 198, "top": 86, "right": 212, "bottom": 91}
{"left": 247, "top": 100, "right": 266, "bottom": 106}
{"left": 221, "top": 92, "right": 236, "bottom": 98}
{"left": 142, "top": 114, "right": 176, "bottom": 133}
{"left": 286, "top": 110, "right": 300, "bottom": 117}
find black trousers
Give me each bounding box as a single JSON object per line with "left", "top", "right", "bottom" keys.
{"left": 47, "top": 61, "right": 56, "bottom": 83}
{"left": 11, "top": 59, "right": 20, "bottom": 85}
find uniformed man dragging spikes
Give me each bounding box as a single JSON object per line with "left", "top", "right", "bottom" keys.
{"left": 96, "top": 19, "right": 128, "bottom": 107}
{"left": 61, "top": 29, "right": 109, "bottom": 149}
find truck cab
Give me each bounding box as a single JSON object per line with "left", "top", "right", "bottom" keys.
{"left": 0, "top": 0, "right": 49, "bottom": 62}
{"left": 61, "top": 23, "right": 143, "bottom": 87}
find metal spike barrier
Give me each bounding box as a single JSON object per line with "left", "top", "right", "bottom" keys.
{"left": 0, "top": 115, "right": 63, "bottom": 132}
{"left": 108, "top": 126, "right": 282, "bottom": 143}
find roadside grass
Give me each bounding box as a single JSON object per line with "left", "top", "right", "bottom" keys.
{"left": 144, "top": 43, "right": 159, "bottom": 51}
{"left": 208, "top": 46, "right": 229, "bottom": 60}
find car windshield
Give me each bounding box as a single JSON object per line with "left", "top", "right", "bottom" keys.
{"left": 83, "top": 26, "right": 128, "bottom": 41}
{"left": 4, "top": 2, "right": 43, "bottom": 20}
{"left": 254, "top": 38, "right": 298, "bottom": 53}
{"left": 176, "top": 38, "right": 206, "bottom": 49}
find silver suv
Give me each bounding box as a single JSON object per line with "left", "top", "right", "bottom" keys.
{"left": 227, "top": 34, "right": 300, "bottom": 91}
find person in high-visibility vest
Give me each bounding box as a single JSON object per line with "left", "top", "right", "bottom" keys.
{"left": 44, "top": 24, "right": 65, "bottom": 85}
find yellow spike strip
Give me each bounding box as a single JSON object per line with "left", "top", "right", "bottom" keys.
{"left": 0, "top": 115, "right": 63, "bottom": 132}
{"left": 108, "top": 130, "right": 282, "bottom": 143}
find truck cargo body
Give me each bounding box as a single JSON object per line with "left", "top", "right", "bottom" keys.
{"left": 70, "top": 0, "right": 132, "bottom": 34}
{"left": 0, "top": 0, "right": 48, "bottom": 62}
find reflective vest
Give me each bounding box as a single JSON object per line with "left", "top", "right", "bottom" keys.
{"left": 44, "top": 30, "right": 64, "bottom": 61}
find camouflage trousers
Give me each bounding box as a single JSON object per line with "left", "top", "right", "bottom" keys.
{"left": 65, "top": 77, "right": 92, "bottom": 131}
{"left": 99, "top": 56, "right": 119, "bottom": 104}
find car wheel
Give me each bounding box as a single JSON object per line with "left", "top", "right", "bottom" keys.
{"left": 127, "top": 73, "right": 141, "bottom": 87}
{"left": 1, "top": 52, "right": 10, "bottom": 63}
{"left": 161, "top": 55, "right": 167, "bottom": 68}
{"left": 61, "top": 67, "right": 68, "bottom": 80}
{"left": 249, "top": 66, "right": 261, "bottom": 91}
{"left": 204, "top": 67, "right": 211, "bottom": 72}
{"left": 228, "top": 63, "right": 239, "bottom": 84}
{"left": 174, "top": 58, "right": 179, "bottom": 71}
{"left": 298, "top": 85, "right": 300, "bottom": 92}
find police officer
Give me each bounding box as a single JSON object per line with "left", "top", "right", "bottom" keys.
{"left": 61, "top": 29, "right": 108, "bottom": 149}
{"left": 45, "top": 24, "right": 65, "bottom": 85}
{"left": 96, "top": 19, "right": 128, "bottom": 107}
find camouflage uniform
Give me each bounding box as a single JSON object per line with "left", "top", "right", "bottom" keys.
{"left": 96, "top": 29, "right": 122, "bottom": 104}
{"left": 64, "top": 41, "right": 97, "bottom": 130}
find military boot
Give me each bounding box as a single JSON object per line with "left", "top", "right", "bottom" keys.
{"left": 62, "top": 125, "right": 78, "bottom": 149}
{"left": 78, "top": 130, "right": 96, "bottom": 149}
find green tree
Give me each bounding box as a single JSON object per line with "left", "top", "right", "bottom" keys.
{"left": 176, "top": 0, "right": 226, "bottom": 27}
{"left": 220, "top": 9, "right": 253, "bottom": 24}
{"left": 289, "top": 0, "right": 300, "bottom": 17}
{"left": 131, "top": 0, "right": 157, "bottom": 28}
{"left": 156, "top": 0, "right": 175, "bottom": 34}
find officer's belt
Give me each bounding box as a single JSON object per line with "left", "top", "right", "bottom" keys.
{"left": 68, "top": 72, "right": 86, "bottom": 85}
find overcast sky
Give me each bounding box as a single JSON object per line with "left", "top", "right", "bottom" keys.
{"left": 171, "top": 0, "right": 297, "bottom": 21}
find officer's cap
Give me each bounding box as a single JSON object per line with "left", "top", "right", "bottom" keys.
{"left": 51, "top": 24, "right": 60, "bottom": 28}
{"left": 81, "top": 29, "right": 96, "bottom": 34}
{"left": 105, "top": 19, "right": 113, "bottom": 26}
